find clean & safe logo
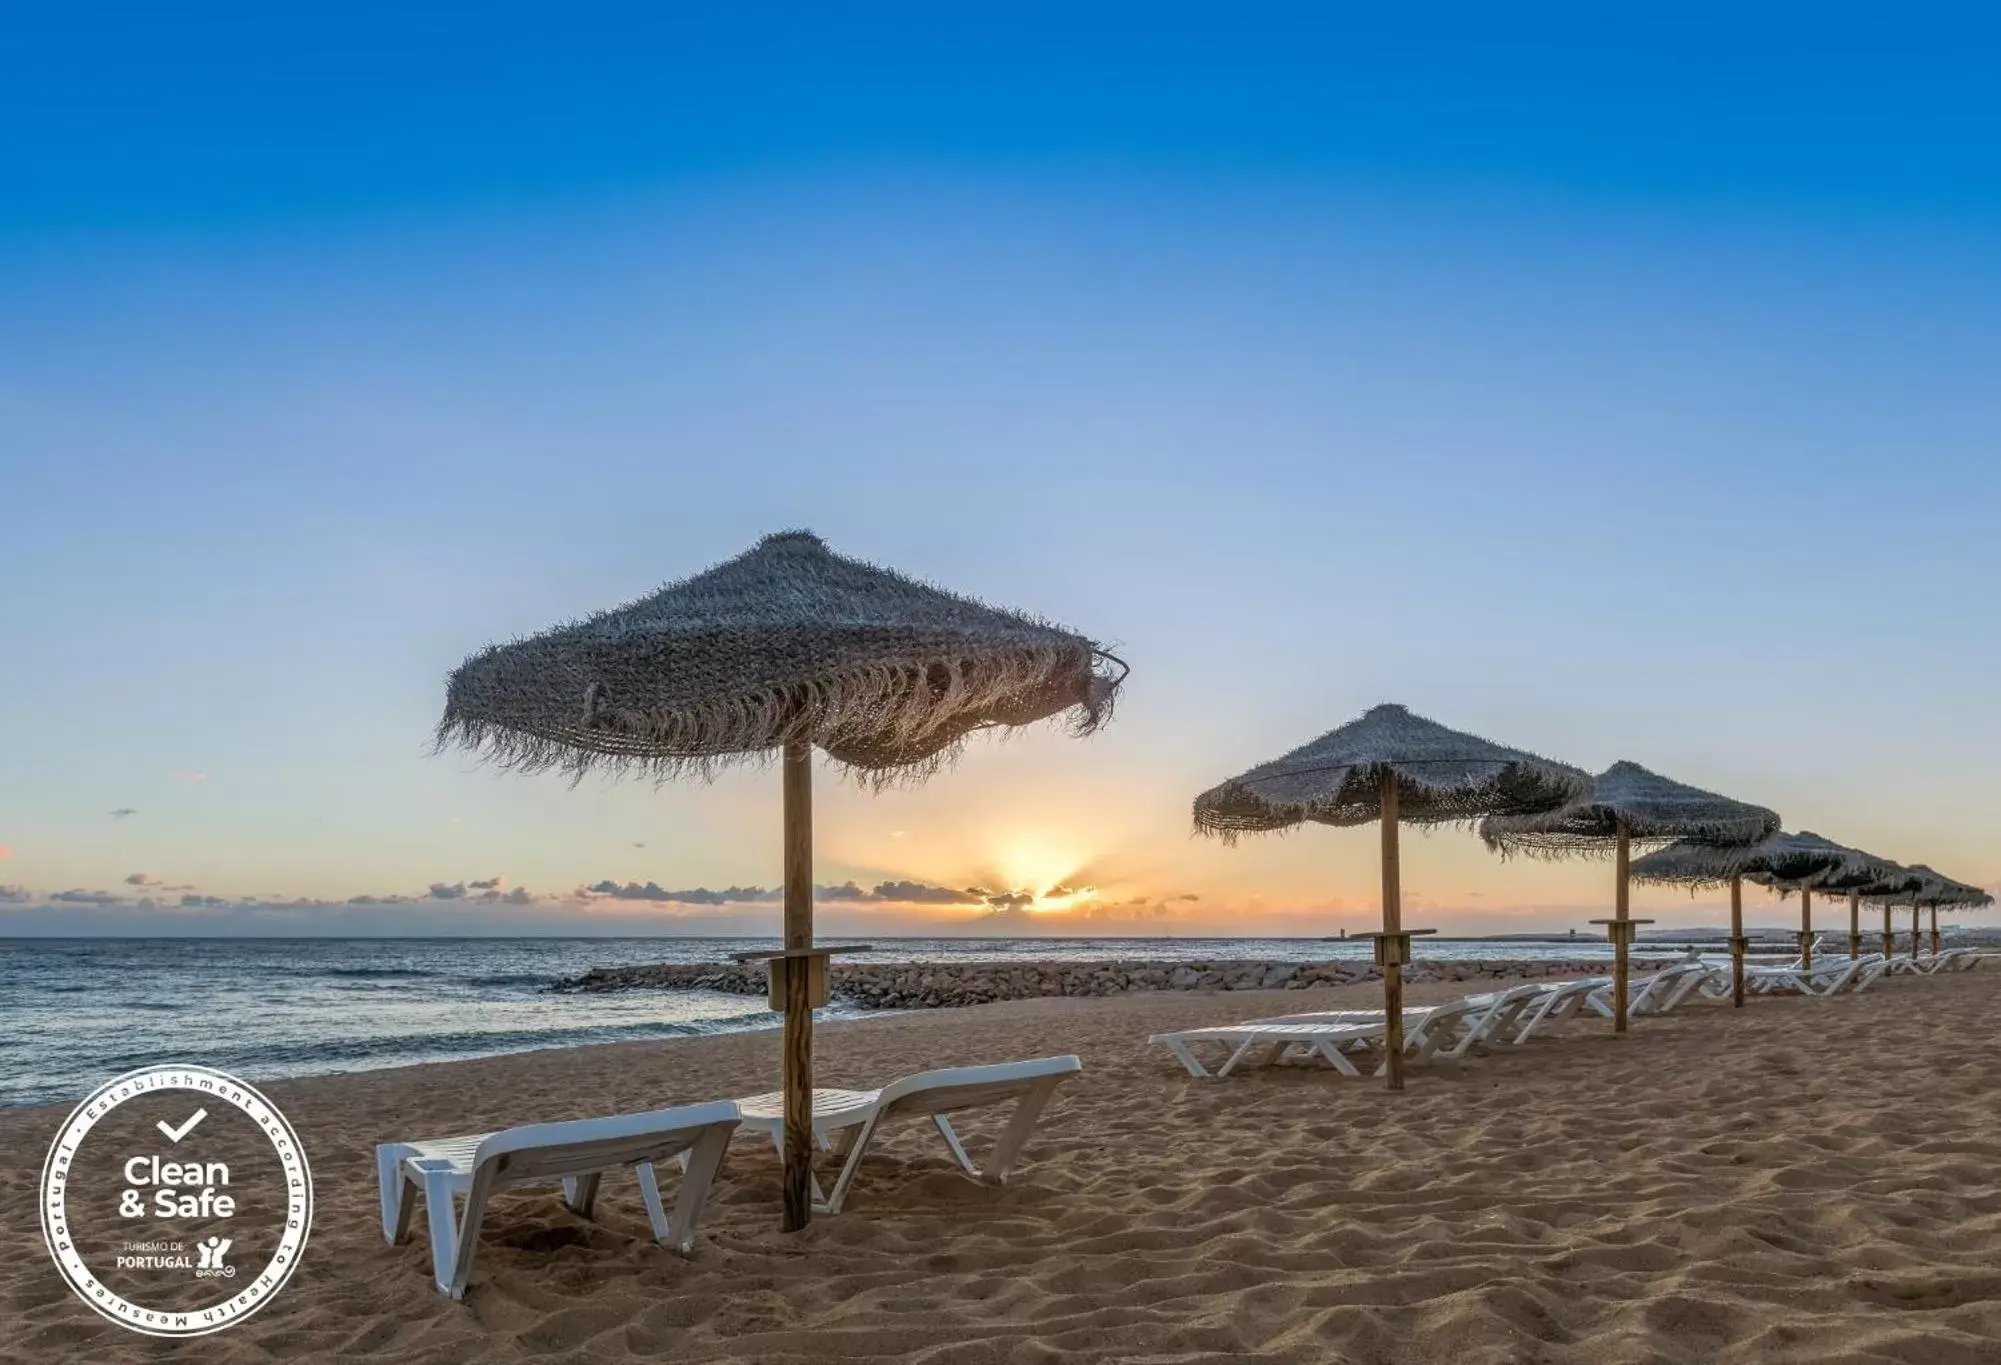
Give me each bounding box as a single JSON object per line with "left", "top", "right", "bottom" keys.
{"left": 41, "top": 1065, "right": 312, "bottom": 1337}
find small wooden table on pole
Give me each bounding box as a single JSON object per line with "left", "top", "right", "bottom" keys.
{"left": 1588, "top": 916, "right": 1655, "bottom": 1032}
{"left": 731, "top": 942, "right": 872, "bottom": 1229}
{"left": 1361, "top": 927, "right": 1437, "bottom": 1090}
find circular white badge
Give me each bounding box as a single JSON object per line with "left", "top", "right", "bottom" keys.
{"left": 40, "top": 1065, "right": 313, "bottom": 1338}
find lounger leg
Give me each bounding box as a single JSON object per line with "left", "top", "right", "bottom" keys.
{"left": 1512, "top": 997, "right": 1556, "bottom": 1044}
{"left": 933, "top": 1115, "right": 979, "bottom": 1178}
{"left": 1311, "top": 1039, "right": 1361, "bottom": 1076}
{"left": 1216, "top": 1038, "right": 1262, "bottom": 1078}
{"left": 561, "top": 1172, "right": 602, "bottom": 1219}
{"left": 982, "top": 1079, "right": 1063, "bottom": 1184}
{"left": 822, "top": 1116, "right": 883, "bottom": 1216}
{"left": 651, "top": 1124, "right": 732, "bottom": 1254}
{"left": 376, "top": 1145, "right": 418, "bottom": 1244}
{"left": 636, "top": 1162, "right": 670, "bottom": 1238}
{"left": 444, "top": 1174, "right": 492, "bottom": 1301}
{"left": 408, "top": 1161, "right": 463, "bottom": 1298}
{"left": 1161, "top": 1037, "right": 1212, "bottom": 1078}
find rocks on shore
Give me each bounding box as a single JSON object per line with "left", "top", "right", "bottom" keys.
{"left": 554, "top": 956, "right": 1666, "bottom": 1011}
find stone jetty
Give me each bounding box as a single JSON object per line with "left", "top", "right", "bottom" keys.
{"left": 554, "top": 956, "right": 1667, "bottom": 1011}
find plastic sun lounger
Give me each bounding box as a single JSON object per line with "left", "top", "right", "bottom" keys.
{"left": 1588, "top": 962, "right": 1711, "bottom": 1019}
{"left": 1421, "top": 984, "right": 1553, "bottom": 1056}
{"left": 1744, "top": 955, "right": 1880, "bottom": 997}
{"left": 1154, "top": 1019, "right": 1391, "bottom": 1079}
{"left": 735, "top": 1055, "right": 1081, "bottom": 1215}
{"left": 376, "top": 1100, "right": 740, "bottom": 1299}
{"left": 1914, "top": 947, "right": 1975, "bottom": 974}
{"left": 1505, "top": 976, "right": 1613, "bottom": 1043}
{"left": 1254, "top": 998, "right": 1486, "bottom": 1067}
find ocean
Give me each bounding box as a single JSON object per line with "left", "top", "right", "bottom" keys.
{"left": 2, "top": 935, "right": 1657, "bottom": 1108}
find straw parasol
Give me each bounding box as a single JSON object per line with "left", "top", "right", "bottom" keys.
{"left": 438, "top": 530, "right": 1124, "bottom": 1230}
{"left": 1891, "top": 866, "right": 1996, "bottom": 957}
{"left": 1480, "top": 761, "right": 1779, "bottom": 1020}
{"left": 1745, "top": 834, "right": 1908, "bottom": 975}
{"left": 1842, "top": 862, "right": 1927, "bottom": 958}
{"left": 1631, "top": 831, "right": 1887, "bottom": 978}
{"left": 1193, "top": 703, "right": 1589, "bottom": 1090}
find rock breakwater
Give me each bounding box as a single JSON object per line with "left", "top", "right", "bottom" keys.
{"left": 555, "top": 957, "right": 1663, "bottom": 1010}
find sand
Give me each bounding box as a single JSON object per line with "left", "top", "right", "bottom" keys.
{"left": 5, "top": 968, "right": 2001, "bottom": 1364}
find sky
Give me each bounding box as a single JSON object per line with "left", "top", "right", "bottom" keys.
{"left": 3, "top": 6, "right": 1998, "bottom": 937}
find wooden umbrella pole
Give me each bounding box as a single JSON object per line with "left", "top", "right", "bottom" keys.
{"left": 1799, "top": 888, "right": 1813, "bottom": 971}
{"left": 1930, "top": 906, "right": 1941, "bottom": 956}
{"left": 1848, "top": 891, "right": 1861, "bottom": 960}
{"left": 1378, "top": 768, "right": 1405, "bottom": 1093}
{"left": 1881, "top": 903, "right": 1893, "bottom": 959}
{"left": 1612, "top": 826, "right": 1631, "bottom": 1034}
{"left": 1729, "top": 874, "right": 1746, "bottom": 1009}
{"left": 779, "top": 741, "right": 815, "bottom": 1233}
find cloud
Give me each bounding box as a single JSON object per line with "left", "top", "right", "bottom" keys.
{"left": 865, "top": 880, "right": 974, "bottom": 905}
{"left": 109, "top": 808, "right": 137, "bottom": 819}
{"left": 51, "top": 888, "right": 124, "bottom": 905}
{"left": 426, "top": 882, "right": 468, "bottom": 900}
{"left": 467, "top": 876, "right": 505, "bottom": 891}
{"left": 0, "top": 885, "right": 30, "bottom": 903}
{"left": 124, "top": 872, "right": 162, "bottom": 886}
{"left": 584, "top": 880, "right": 782, "bottom": 904}
{"left": 170, "top": 771, "right": 209, "bottom": 783}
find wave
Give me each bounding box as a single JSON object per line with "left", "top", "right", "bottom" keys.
{"left": 311, "top": 966, "right": 448, "bottom": 980}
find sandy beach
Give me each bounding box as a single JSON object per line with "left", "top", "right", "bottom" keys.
{"left": 6, "top": 968, "right": 2001, "bottom": 1364}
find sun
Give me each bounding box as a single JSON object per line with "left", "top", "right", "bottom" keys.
{"left": 990, "top": 840, "right": 1098, "bottom": 913}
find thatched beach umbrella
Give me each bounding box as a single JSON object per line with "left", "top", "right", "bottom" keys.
{"left": 1630, "top": 830, "right": 1871, "bottom": 1004}
{"left": 1480, "top": 762, "right": 1779, "bottom": 1027}
{"left": 1746, "top": 834, "right": 1906, "bottom": 973}
{"left": 1193, "top": 703, "right": 1589, "bottom": 1090}
{"left": 438, "top": 530, "right": 1124, "bottom": 1230}
{"left": 1899, "top": 867, "right": 1995, "bottom": 955}
{"left": 1842, "top": 863, "right": 1925, "bottom": 958}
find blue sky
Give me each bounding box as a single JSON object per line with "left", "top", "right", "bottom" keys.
{"left": 3, "top": 6, "right": 1997, "bottom": 935}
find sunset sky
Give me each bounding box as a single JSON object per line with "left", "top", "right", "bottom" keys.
{"left": 4, "top": 9, "right": 1997, "bottom": 936}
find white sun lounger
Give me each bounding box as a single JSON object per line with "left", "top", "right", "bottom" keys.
{"left": 735, "top": 1055, "right": 1081, "bottom": 1215}
{"left": 1503, "top": 977, "right": 1613, "bottom": 1043}
{"left": 1744, "top": 954, "right": 1883, "bottom": 997}
{"left": 1160, "top": 997, "right": 1483, "bottom": 1079}
{"left": 1588, "top": 962, "right": 1712, "bottom": 1019}
{"left": 1252, "top": 999, "right": 1484, "bottom": 1065}
{"left": 1154, "top": 1018, "right": 1391, "bottom": 1078}
{"left": 1913, "top": 947, "right": 1976, "bottom": 974}
{"left": 1447, "top": 983, "right": 1570, "bottom": 1052}
{"left": 376, "top": 1100, "right": 740, "bottom": 1299}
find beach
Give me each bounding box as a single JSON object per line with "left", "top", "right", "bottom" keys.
{"left": 6, "top": 967, "right": 2001, "bottom": 1364}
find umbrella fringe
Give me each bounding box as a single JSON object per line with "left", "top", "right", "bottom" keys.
{"left": 437, "top": 646, "right": 1115, "bottom": 788}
